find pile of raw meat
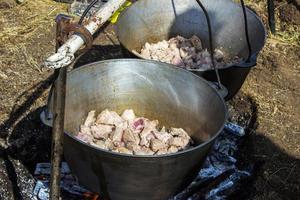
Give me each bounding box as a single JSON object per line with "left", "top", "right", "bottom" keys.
{"left": 76, "top": 109, "right": 193, "bottom": 155}
{"left": 136, "top": 35, "right": 241, "bottom": 70}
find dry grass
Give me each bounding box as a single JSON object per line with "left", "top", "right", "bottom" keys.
{"left": 244, "top": 0, "right": 300, "bottom": 46}
{"left": 0, "top": 0, "right": 67, "bottom": 48}
{"left": 0, "top": 0, "right": 67, "bottom": 122}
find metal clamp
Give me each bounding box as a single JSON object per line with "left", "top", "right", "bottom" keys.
{"left": 55, "top": 14, "right": 93, "bottom": 53}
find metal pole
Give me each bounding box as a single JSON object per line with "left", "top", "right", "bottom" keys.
{"left": 267, "top": 0, "right": 276, "bottom": 34}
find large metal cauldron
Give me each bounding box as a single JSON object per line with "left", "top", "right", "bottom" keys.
{"left": 47, "top": 59, "right": 227, "bottom": 200}
{"left": 116, "top": 0, "right": 266, "bottom": 100}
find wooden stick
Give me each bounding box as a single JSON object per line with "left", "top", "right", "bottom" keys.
{"left": 49, "top": 66, "right": 67, "bottom": 200}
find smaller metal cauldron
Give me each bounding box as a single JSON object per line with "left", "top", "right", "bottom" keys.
{"left": 116, "top": 0, "right": 266, "bottom": 100}
{"left": 43, "top": 59, "right": 227, "bottom": 200}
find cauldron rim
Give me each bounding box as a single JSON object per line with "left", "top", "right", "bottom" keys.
{"left": 64, "top": 58, "right": 228, "bottom": 159}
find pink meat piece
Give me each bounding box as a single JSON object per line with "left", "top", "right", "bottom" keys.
{"left": 76, "top": 133, "right": 93, "bottom": 144}
{"left": 190, "top": 35, "right": 202, "bottom": 50}
{"left": 179, "top": 40, "right": 192, "bottom": 48}
{"left": 139, "top": 119, "right": 158, "bottom": 147}
{"left": 139, "top": 131, "right": 155, "bottom": 147}
{"left": 201, "top": 50, "right": 211, "bottom": 60}
{"left": 179, "top": 47, "right": 189, "bottom": 58}
{"left": 114, "top": 146, "right": 133, "bottom": 154}
{"left": 133, "top": 145, "right": 155, "bottom": 156}
{"left": 203, "top": 56, "right": 212, "bottom": 65}
{"left": 150, "top": 139, "right": 168, "bottom": 152}
{"left": 123, "top": 129, "right": 140, "bottom": 145}
{"left": 125, "top": 142, "right": 135, "bottom": 151}
{"left": 169, "top": 137, "right": 189, "bottom": 148}
{"left": 111, "top": 122, "right": 127, "bottom": 145}
{"left": 214, "top": 49, "right": 224, "bottom": 61}
{"left": 77, "top": 125, "right": 93, "bottom": 144}
{"left": 131, "top": 118, "right": 145, "bottom": 133}
{"left": 160, "top": 52, "right": 174, "bottom": 63}
{"left": 168, "top": 146, "right": 179, "bottom": 153}
{"left": 144, "top": 42, "right": 151, "bottom": 49}
{"left": 104, "top": 138, "right": 114, "bottom": 150}
{"left": 140, "top": 48, "right": 151, "bottom": 59}
{"left": 96, "top": 109, "right": 124, "bottom": 125}
{"left": 153, "top": 128, "right": 173, "bottom": 143}
{"left": 84, "top": 110, "right": 96, "bottom": 126}
{"left": 169, "top": 128, "right": 191, "bottom": 149}
{"left": 80, "top": 125, "right": 91, "bottom": 135}
{"left": 156, "top": 147, "right": 168, "bottom": 155}
{"left": 171, "top": 55, "right": 184, "bottom": 66}
{"left": 91, "top": 140, "right": 107, "bottom": 150}
{"left": 170, "top": 128, "right": 190, "bottom": 138}
{"left": 169, "top": 42, "right": 178, "bottom": 50}
{"left": 90, "top": 124, "right": 113, "bottom": 139}
{"left": 175, "top": 35, "right": 186, "bottom": 43}
{"left": 121, "top": 109, "right": 136, "bottom": 122}
{"left": 160, "top": 40, "right": 169, "bottom": 48}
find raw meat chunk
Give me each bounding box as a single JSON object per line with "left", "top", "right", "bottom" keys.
{"left": 168, "top": 146, "right": 179, "bottom": 153}
{"left": 123, "top": 129, "right": 140, "bottom": 145}
{"left": 133, "top": 146, "right": 155, "bottom": 156}
{"left": 138, "top": 35, "right": 241, "bottom": 70}
{"left": 114, "top": 147, "right": 133, "bottom": 154}
{"left": 150, "top": 139, "right": 168, "bottom": 152}
{"left": 96, "top": 109, "right": 124, "bottom": 125}
{"left": 77, "top": 109, "right": 193, "bottom": 155}
{"left": 84, "top": 110, "right": 96, "bottom": 126}
{"left": 121, "top": 109, "right": 136, "bottom": 121}
{"left": 139, "top": 119, "right": 158, "bottom": 147}
{"left": 90, "top": 124, "right": 113, "bottom": 139}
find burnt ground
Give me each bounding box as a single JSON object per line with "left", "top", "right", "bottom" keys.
{"left": 0, "top": 0, "right": 299, "bottom": 199}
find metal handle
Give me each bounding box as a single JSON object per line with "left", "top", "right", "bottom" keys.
{"left": 240, "top": 0, "right": 252, "bottom": 63}
{"left": 208, "top": 81, "right": 228, "bottom": 99}
{"left": 195, "top": 0, "right": 222, "bottom": 89}
{"left": 195, "top": 0, "right": 255, "bottom": 70}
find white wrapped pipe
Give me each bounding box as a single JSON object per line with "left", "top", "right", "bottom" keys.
{"left": 44, "top": 0, "right": 127, "bottom": 69}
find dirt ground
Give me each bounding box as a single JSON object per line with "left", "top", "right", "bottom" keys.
{"left": 0, "top": 0, "right": 299, "bottom": 199}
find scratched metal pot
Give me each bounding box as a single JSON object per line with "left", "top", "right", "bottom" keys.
{"left": 116, "top": 0, "right": 266, "bottom": 100}
{"left": 45, "top": 59, "right": 227, "bottom": 200}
